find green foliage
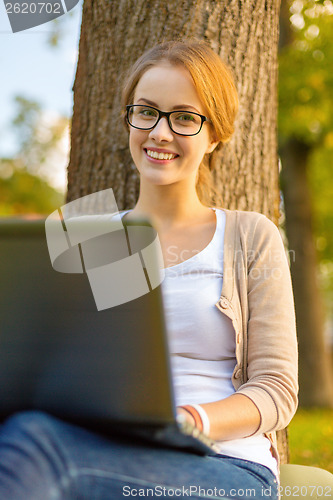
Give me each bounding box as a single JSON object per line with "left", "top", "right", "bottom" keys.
{"left": 12, "top": 96, "right": 41, "bottom": 149}
{"left": 11, "top": 95, "right": 69, "bottom": 178}
{"left": 279, "top": 0, "right": 333, "bottom": 301}
{"left": 0, "top": 160, "right": 64, "bottom": 215}
{"left": 279, "top": 1, "right": 333, "bottom": 145}
{"left": 308, "top": 147, "right": 333, "bottom": 261}
{"left": 289, "top": 408, "right": 333, "bottom": 473}
{"left": 0, "top": 95, "right": 69, "bottom": 216}
{"left": 308, "top": 146, "right": 333, "bottom": 307}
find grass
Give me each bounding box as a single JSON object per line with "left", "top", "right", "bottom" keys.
{"left": 288, "top": 408, "right": 333, "bottom": 473}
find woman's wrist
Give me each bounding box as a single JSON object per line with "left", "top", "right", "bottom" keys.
{"left": 177, "top": 406, "right": 196, "bottom": 427}
{"left": 178, "top": 404, "right": 210, "bottom": 436}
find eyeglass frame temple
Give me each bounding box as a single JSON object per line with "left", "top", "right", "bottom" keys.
{"left": 125, "top": 104, "right": 212, "bottom": 136}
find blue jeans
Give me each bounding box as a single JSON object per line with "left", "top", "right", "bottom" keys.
{"left": 0, "top": 411, "right": 278, "bottom": 499}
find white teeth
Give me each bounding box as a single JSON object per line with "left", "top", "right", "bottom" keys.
{"left": 146, "top": 149, "right": 176, "bottom": 160}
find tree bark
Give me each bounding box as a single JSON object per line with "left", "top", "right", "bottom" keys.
{"left": 67, "top": 0, "right": 289, "bottom": 462}
{"left": 280, "top": 138, "right": 333, "bottom": 407}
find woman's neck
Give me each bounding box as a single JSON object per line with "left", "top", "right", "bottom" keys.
{"left": 131, "top": 183, "right": 211, "bottom": 231}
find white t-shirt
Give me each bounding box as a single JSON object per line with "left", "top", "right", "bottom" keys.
{"left": 161, "top": 208, "right": 278, "bottom": 476}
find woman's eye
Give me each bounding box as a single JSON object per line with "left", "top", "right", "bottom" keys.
{"left": 139, "top": 109, "right": 157, "bottom": 117}
{"left": 176, "top": 113, "right": 195, "bottom": 122}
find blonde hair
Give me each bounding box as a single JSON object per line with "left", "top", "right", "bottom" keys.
{"left": 122, "top": 39, "right": 238, "bottom": 206}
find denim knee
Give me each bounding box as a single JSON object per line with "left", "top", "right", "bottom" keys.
{"left": 0, "top": 411, "right": 75, "bottom": 500}
{"left": 3, "top": 410, "right": 56, "bottom": 433}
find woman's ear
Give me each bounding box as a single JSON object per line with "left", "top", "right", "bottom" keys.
{"left": 206, "top": 138, "right": 220, "bottom": 154}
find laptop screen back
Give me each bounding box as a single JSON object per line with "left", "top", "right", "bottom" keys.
{"left": 0, "top": 218, "right": 175, "bottom": 429}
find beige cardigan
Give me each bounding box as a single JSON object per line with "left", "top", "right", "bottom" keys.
{"left": 216, "top": 209, "right": 298, "bottom": 461}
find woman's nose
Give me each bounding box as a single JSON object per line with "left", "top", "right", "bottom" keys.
{"left": 149, "top": 117, "right": 174, "bottom": 142}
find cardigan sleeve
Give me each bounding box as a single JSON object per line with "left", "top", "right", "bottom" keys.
{"left": 236, "top": 214, "right": 298, "bottom": 434}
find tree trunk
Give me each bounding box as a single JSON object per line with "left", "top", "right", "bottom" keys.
{"left": 67, "top": 0, "right": 289, "bottom": 462}
{"left": 280, "top": 138, "right": 333, "bottom": 407}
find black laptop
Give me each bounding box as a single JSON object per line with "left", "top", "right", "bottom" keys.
{"left": 0, "top": 217, "right": 218, "bottom": 455}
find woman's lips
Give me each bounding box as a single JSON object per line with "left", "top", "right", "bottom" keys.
{"left": 144, "top": 148, "right": 179, "bottom": 161}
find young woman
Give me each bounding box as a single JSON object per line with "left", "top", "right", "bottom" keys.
{"left": 0, "top": 39, "right": 298, "bottom": 499}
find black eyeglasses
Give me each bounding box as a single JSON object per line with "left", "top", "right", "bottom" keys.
{"left": 126, "top": 104, "right": 211, "bottom": 136}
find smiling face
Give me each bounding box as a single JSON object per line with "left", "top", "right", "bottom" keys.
{"left": 129, "top": 62, "right": 218, "bottom": 190}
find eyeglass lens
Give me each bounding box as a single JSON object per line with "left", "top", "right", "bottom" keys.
{"left": 128, "top": 105, "right": 202, "bottom": 135}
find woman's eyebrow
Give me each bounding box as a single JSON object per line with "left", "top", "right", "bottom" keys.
{"left": 136, "top": 98, "right": 201, "bottom": 113}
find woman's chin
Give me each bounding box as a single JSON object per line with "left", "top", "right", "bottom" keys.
{"left": 139, "top": 168, "right": 178, "bottom": 186}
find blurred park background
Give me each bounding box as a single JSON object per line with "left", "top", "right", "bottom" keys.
{"left": 0, "top": 0, "right": 332, "bottom": 471}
